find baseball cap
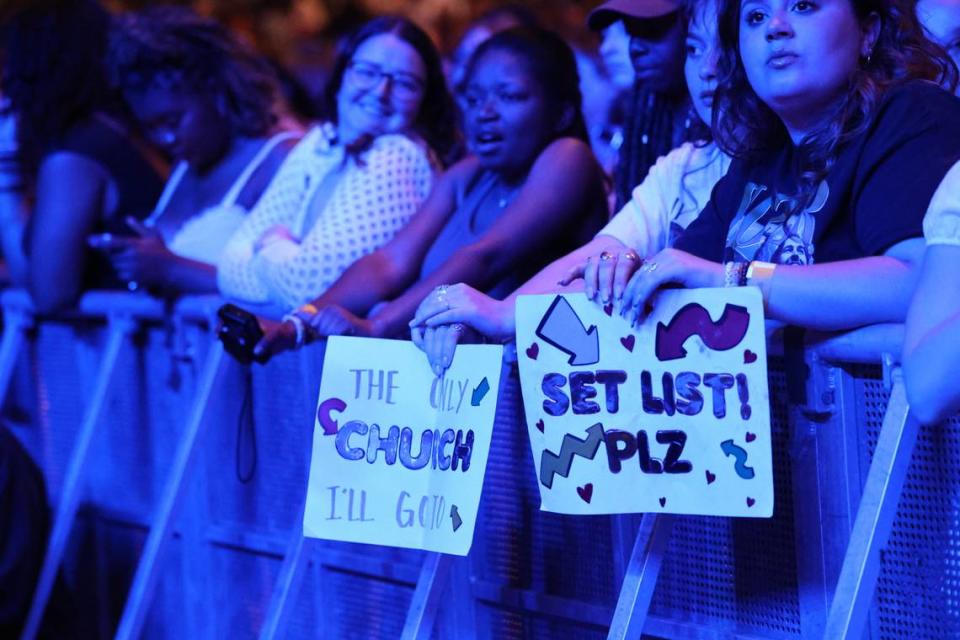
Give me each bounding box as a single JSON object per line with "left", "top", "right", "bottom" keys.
{"left": 587, "top": 0, "right": 681, "bottom": 31}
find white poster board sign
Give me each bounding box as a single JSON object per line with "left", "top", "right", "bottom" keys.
{"left": 515, "top": 288, "right": 773, "bottom": 517}
{"left": 303, "top": 336, "right": 503, "bottom": 555}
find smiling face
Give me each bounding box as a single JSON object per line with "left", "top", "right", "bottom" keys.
{"left": 461, "top": 48, "right": 556, "bottom": 176}
{"left": 738, "top": 0, "right": 877, "bottom": 139}
{"left": 918, "top": 0, "right": 960, "bottom": 94}
{"left": 776, "top": 234, "right": 810, "bottom": 264}
{"left": 126, "top": 81, "right": 230, "bottom": 169}
{"left": 685, "top": 0, "right": 721, "bottom": 125}
{"left": 335, "top": 33, "right": 427, "bottom": 144}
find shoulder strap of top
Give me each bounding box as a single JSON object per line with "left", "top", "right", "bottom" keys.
{"left": 220, "top": 130, "right": 301, "bottom": 207}
{"left": 144, "top": 162, "right": 189, "bottom": 227}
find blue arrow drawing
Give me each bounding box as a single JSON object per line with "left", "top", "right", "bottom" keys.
{"left": 720, "top": 439, "right": 755, "bottom": 479}
{"left": 539, "top": 423, "right": 605, "bottom": 488}
{"left": 471, "top": 377, "right": 490, "bottom": 406}
{"left": 535, "top": 296, "right": 600, "bottom": 366}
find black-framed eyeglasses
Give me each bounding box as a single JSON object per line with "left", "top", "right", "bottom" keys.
{"left": 346, "top": 61, "right": 426, "bottom": 102}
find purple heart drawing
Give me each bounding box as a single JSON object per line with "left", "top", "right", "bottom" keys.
{"left": 658, "top": 496, "right": 667, "bottom": 508}
{"left": 746, "top": 497, "right": 756, "bottom": 508}
{"left": 745, "top": 432, "right": 757, "bottom": 443}
{"left": 577, "top": 483, "right": 594, "bottom": 503}
{"left": 705, "top": 470, "right": 716, "bottom": 484}
{"left": 744, "top": 349, "right": 758, "bottom": 364}
{"left": 535, "top": 419, "right": 545, "bottom": 433}
{"left": 526, "top": 342, "right": 539, "bottom": 360}
{"left": 620, "top": 335, "right": 635, "bottom": 352}
{"left": 604, "top": 303, "right": 614, "bottom": 316}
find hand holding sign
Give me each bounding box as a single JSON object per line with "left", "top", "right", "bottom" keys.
{"left": 516, "top": 288, "right": 772, "bottom": 517}
{"left": 303, "top": 337, "right": 503, "bottom": 555}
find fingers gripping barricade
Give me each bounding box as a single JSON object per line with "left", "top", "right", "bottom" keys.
{"left": 2, "top": 287, "right": 957, "bottom": 638}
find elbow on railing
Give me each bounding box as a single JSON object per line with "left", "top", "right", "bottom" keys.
{"left": 904, "top": 361, "right": 959, "bottom": 427}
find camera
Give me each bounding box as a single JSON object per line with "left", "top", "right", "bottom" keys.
{"left": 217, "top": 304, "right": 265, "bottom": 365}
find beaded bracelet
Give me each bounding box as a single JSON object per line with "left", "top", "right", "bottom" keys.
{"left": 723, "top": 261, "right": 748, "bottom": 287}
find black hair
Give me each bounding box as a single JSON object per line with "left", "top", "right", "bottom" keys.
{"left": 1, "top": 0, "right": 115, "bottom": 187}
{"left": 714, "top": 0, "right": 957, "bottom": 204}
{"left": 323, "top": 16, "right": 461, "bottom": 166}
{"left": 465, "top": 26, "right": 591, "bottom": 144}
{"left": 109, "top": 6, "right": 278, "bottom": 139}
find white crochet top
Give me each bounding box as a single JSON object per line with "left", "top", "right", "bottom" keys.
{"left": 216, "top": 124, "right": 436, "bottom": 313}
{"left": 146, "top": 130, "right": 299, "bottom": 265}
{"left": 924, "top": 158, "right": 960, "bottom": 246}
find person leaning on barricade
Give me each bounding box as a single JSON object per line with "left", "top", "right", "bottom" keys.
{"left": 89, "top": 6, "right": 300, "bottom": 296}
{"left": 214, "top": 16, "right": 459, "bottom": 322}
{"left": 904, "top": 159, "right": 960, "bottom": 425}
{"left": 2, "top": 0, "right": 164, "bottom": 313}
{"left": 410, "top": 0, "right": 731, "bottom": 371}
{"left": 411, "top": 0, "right": 960, "bottom": 370}
{"left": 247, "top": 26, "right": 609, "bottom": 367}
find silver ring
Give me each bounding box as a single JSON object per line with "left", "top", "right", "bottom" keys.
{"left": 435, "top": 284, "right": 450, "bottom": 309}
{"left": 641, "top": 262, "right": 659, "bottom": 274}
{"left": 600, "top": 251, "right": 614, "bottom": 261}
{"left": 622, "top": 251, "right": 640, "bottom": 262}
{"left": 451, "top": 323, "right": 465, "bottom": 334}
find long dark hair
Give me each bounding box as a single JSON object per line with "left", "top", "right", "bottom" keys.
{"left": 465, "top": 26, "right": 591, "bottom": 144}
{"left": 323, "top": 16, "right": 460, "bottom": 166}
{"left": 1, "top": 0, "right": 115, "bottom": 187}
{"left": 109, "top": 6, "right": 278, "bottom": 139}
{"left": 714, "top": 0, "right": 956, "bottom": 202}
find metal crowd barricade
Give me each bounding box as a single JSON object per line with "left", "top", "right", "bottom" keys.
{"left": 1, "top": 289, "right": 955, "bottom": 639}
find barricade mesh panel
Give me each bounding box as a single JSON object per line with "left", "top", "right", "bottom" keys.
{"left": 31, "top": 322, "right": 99, "bottom": 499}
{"left": 207, "top": 543, "right": 277, "bottom": 637}
{"left": 283, "top": 557, "right": 322, "bottom": 639}
{"left": 853, "top": 365, "right": 960, "bottom": 639}
{"left": 648, "top": 365, "right": 802, "bottom": 637}
{"left": 321, "top": 567, "right": 414, "bottom": 638}
{"left": 22, "top": 310, "right": 960, "bottom": 638}
{"left": 478, "top": 603, "right": 608, "bottom": 640}
{"left": 206, "top": 348, "right": 320, "bottom": 534}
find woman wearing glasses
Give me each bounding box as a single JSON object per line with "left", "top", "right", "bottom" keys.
{"left": 217, "top": 16, "right": 459, "bottom": 315}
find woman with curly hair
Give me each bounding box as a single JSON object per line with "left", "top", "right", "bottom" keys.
{"left": 574, "top": 0, "right": 960, "bottom": 331}
{"left": 1, "top": 0, "right": 164, "bottom": 312}
{"left": 97, "top": 6, "right": 299, "bottom": 294}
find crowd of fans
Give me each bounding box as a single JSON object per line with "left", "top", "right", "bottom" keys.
{"left": 2, "top": 0, "right": 960, "bottom": 633}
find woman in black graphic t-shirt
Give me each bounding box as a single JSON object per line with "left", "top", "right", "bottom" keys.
{"left": 579, "top": 0, "right": 960, "bottom": 331}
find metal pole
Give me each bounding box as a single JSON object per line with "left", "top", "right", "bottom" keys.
{"left": 20, "top": 316, "right": 135, "bottom": 640}
{"left": 823, "top": 374, "right": 918, "bottom": 639}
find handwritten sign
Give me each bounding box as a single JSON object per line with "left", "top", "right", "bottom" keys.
{"left": 303, "top": 336, "right": 503, "bottom": 555}
{"left": 515, "top": 289, "right": 772, "bottom": 517}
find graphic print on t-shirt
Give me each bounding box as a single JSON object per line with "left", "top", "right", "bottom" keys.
{"left": 723, "top": 180, "right": 828, "bottom": 265}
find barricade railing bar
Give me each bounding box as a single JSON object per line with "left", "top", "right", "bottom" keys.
{"left": 0, "top": 290, "right": 938, "bottom": 639}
